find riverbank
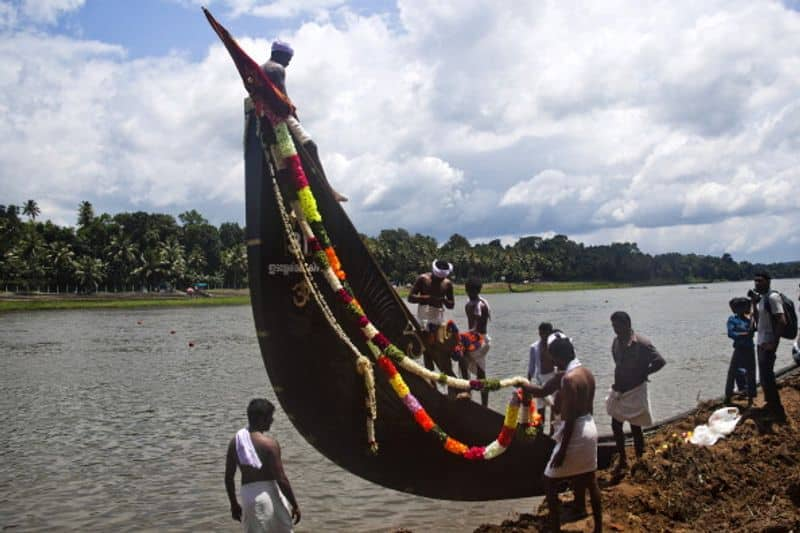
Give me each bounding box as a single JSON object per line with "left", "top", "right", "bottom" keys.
{"left": 0, "top": 282, "right": 629, "bottom": 312}
{"left": 0, "top": 289, "right": 250, "bottom": 312}
{"left": 474, "top": 367, "right": 800, "bottom": 532}
{"left": 395, "top": 281, "right": 630, "bottom": 297}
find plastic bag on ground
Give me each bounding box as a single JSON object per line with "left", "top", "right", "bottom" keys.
{"left": 707, "top": 407, "right": 741, "bottom": 436}
{"left": 689, "top": 424, "right": 722, "bottom": 446}
{"left": 689, "top": 407, "right": 740, "bottom": 447}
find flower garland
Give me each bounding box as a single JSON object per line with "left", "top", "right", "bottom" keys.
{"left": 517, "top": 390, "right": 544, "bottom": 436}
{"left": 367, "top": 340, "right": 534, "bottom": 459}
{"left": 270, "top": 118, "right": 532, "bottom": 458}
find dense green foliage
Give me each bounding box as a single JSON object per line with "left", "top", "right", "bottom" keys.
{"left": 1, "top": 201, "right": 246, "bottom": 293}
{"left": 1, "top": 202, "right": 797, "bottom": 293}
{"left": 363, "top": 230, "right": 800, "bottom": 286}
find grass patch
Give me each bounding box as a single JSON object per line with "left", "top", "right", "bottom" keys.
{"left": 1, "top": 281, "right": 631, "bottom": 312}
{"left": 0, "top": 295, "right": 250, "bottom": 312}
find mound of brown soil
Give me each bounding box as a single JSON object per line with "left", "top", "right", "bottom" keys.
{"left": 476, "top": 369, "right": 800, "bottom": 532}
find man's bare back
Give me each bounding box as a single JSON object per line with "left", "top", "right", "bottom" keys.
{"left": 558, "top": 367, "right": 595, "bottom": 420}
{"left": 227, "top": 432, "right": 283, "bottom": 485}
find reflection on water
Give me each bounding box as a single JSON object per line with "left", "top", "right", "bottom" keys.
{"left": 1, "top": 279, "right": 797, "bottom": 532}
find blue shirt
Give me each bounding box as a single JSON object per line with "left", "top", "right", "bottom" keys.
{"left": 727, "top": 315, "right": 753, "bottom": 348}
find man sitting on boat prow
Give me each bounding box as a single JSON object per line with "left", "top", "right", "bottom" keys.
{"left": 261, "top": 40, "right": 348, "bottom": 203}
{"left": 225, "top": 398, "right": 301, "bottom": 532}
{"left": 523, "top": 333, "right": 602, "bottom": 533}
{"left": 408, "top": 260, "right": 455, "bottom": 371}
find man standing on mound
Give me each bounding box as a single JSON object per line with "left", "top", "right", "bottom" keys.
{"left": 225, "top": 398, "right": 301, "bottom": 532}
{"left": 752, "top": 271, "right": 788, "bottom": 422}
{"left": 607, "top": 311, "right": 665, "bottom": 475}
{"left": 523, "top": 332, "right": 602, "bottom": 533}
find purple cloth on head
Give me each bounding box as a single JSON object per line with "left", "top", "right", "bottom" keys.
{"left": 271, "top": 40, "right": 294, "bottom": 55}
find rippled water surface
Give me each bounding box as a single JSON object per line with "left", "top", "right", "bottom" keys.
{"left": 1, "top": 279, "right": 797, "bottom": 532}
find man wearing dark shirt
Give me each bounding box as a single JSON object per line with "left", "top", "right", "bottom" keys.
{"left": 607, "top": 311, "right": 666, "bottom": 474}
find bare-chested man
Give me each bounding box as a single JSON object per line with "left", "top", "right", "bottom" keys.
{"left": 225, "top": 398, "right": 300, "bottom": 532}
{"left": 523, "top": 332, "right": 602, "bottom": 533}
{"left": 458, "top": 278, "right": 491, "bottom": 406}
{"left": 408, "top": 259, "right": 455, "bottom": 371}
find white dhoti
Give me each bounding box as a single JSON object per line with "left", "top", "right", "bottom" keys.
{"left": 605, "top": 382, "right": 653, "bottom": 427}
{"left": 545, "top": 414, "right": 598, "bottom": 478}
{"left": 536, "top": 371, "right": 556, "bottom": 410}
{"left": 240, "top": 481, "right": 293, "bottom": 533}
{"left": 417, "top": 304, "right": 445, "bottom": 329}
{"left": 465, "top": 335, "right": 490, "bottom": 375}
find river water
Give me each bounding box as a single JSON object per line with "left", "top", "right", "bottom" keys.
{"left": 1, "top": 279, "right": 798, "bottom": 532}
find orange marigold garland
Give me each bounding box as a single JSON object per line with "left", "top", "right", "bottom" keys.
{"left": 271, "top": 119, "right": 531, "bottom": 459}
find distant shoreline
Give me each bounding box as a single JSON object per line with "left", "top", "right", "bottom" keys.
{"left": 0, "top": 289, "right": 251, "bottom": 312}
{"left": 0, "top": 282, "right": 630, "bottom": 312}
{"left": 394, "top": 281, "right": 632, "bottom": 297}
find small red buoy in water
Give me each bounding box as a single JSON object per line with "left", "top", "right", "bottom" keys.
{"left": 188, "top": 342, "right": 195, "bottom": 347}
{"left": 170, "top": 330, "right": 176, "bottom": 334}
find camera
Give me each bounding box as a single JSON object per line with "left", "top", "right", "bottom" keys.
{"left": 747, "top": 289, "right": 761, "bottom": 301}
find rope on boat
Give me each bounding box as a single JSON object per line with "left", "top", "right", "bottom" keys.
{"left": 260, "top": 119, "right": 379, "bottom": 453}
{"left": 259, "top": 114, "right": 543, "bottom": 458}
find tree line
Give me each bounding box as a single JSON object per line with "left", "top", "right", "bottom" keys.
{"left": 363, "top": 229, "right": 800, "bottom": 286}
{"left": 1, "top": 201, "right": 246, "bottom": 293}
{"left": 2, "top": 201, "right": 798, "bottom": 293}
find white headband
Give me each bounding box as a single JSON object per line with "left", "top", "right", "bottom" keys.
{"left": 547, "top": 331, "right": 571, "bottom": 347}
{"left": 432, "top": 260, "right": 452, "bottom": 279}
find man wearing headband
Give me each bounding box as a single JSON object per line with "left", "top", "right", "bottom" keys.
{"left": 607, "top": 311, "right": 665, "bottom": 476}
{"left": 408, "top": 260, "right": 455, "bottom": 370}
{"left": 523, "top": 332, "right": 602, "bottom": 533}
{"left": 261, "top": 40, "right": 348, "bottom": 202}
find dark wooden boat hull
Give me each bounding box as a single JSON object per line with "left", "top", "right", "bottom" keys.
{"left": 209, "top": 6, "right": 799, "bottom": 499}
{"left": 242, "top": 105, "right": 622, "bottom": 500}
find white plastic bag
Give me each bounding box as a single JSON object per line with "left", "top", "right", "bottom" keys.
{"left": 689, "top": 407, "right": 741, "bottom": 447}
{"left": 708, "top": 407, "right": 741, "bottom": 436}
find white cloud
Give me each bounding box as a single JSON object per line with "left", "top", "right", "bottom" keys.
{"left": 2, "top": 0, "right": 800, "bottom": 263}
{"left": 20, "top": 0, "right": 85, "bottom": 25}
{"left": 181, "top": 0, "right": 346, "bottom": 19}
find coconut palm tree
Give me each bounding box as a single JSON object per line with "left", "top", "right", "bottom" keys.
{"left": 106, "top": 234, "right": 139, "bottom": 291}
{"left": 186, "top": 246, "right": 207, "bottom": 284}
{"left": 8, "top": 228, "right": 45, "bottom": 291}
{"left": 47, "top": 241, "right": 77, "bottom": 292}
{"left": 22, "top": 200, "right": 40, "bottom": 221}
{"left": 132, "top": 249, "right": 164, "bottom": 292}
{"left": 77, "top": 200, "right": 94, "bottom": 228}
{"left": 74, "top": 256, "right": 106, "bottom": 294}
{"left": 159, "top": 238, "right": 186, "bottom": 289}
{"left": 220, "top": 244, "right": 248, "bottom": 288}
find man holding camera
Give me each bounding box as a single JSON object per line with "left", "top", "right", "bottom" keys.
{"left": 751, "top": 271, "right": 787, "bottom": 423}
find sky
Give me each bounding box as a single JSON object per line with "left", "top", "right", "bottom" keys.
{"left": 1, "top": 0, "right": 799, "bottom": 263}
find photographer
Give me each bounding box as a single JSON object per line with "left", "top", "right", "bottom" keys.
{"left": 751, "top": 271, "right": 787, "bottom": 423}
